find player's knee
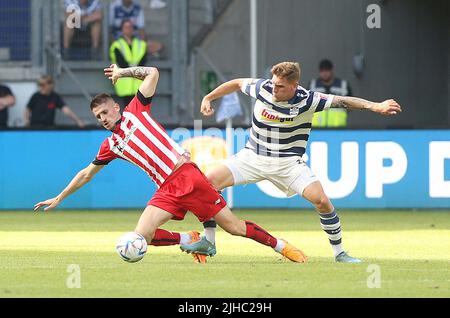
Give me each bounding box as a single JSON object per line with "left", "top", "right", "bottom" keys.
{"left": 206, "top": 172, "right": 222, "bottom": 190}
{"left": 313, "top": 196, "right": 331, "bottom": 211}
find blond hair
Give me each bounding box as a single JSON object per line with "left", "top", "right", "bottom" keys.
{"left": 270, "top": 62, "right": 301, "bottom": 83}
{"left": 39, "top": 75, "right": 54, "bottom": 85}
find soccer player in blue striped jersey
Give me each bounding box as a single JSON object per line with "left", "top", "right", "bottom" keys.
{"left": 182, "top": 62, "right": 401, "bottom": 263}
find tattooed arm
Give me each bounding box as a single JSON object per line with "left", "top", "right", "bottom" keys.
{"left": 331, "top": 95, "right": 402, "bottom": 116}
{"left": 104, "top": 64, "right": 159, "bottom": 98}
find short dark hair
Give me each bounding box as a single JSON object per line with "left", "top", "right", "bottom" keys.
{"left": 319, "top": 59, "right": 334, "bottom": 71}
{"left": 120, "top": 19, "right": 134, "bottom": 30}
{"left": 90, "top": 93, "right": 114, "bottom": 110}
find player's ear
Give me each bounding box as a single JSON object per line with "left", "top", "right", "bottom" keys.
{"left": 114, "top": 103, "right": 120, "bottom": 112}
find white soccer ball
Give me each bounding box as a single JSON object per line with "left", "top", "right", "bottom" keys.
{"left": 116, "top": 232, "right": 148, "bottom": 263}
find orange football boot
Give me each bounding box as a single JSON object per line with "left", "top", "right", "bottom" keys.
{"left": 186, "top": 231, "right": 207, "bottom": 264}
{"left": 280, "top": 239, "right": 308, "bottom": 263}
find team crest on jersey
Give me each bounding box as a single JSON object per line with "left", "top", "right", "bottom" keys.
{"left": 114, "top": 126, "right": 137, "bottom": 153}
{"left": 289, "top": 106, "right": 300, "bottom": 116}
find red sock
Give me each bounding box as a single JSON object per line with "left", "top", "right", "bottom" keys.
{"left": 245, "top": 221, "right": 277, "bottom": 248}
{"left": 150, "top": 229, "right": 181, "bottom": 246}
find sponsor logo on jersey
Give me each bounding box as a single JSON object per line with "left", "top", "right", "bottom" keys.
{"left": 261, "top": 109, "right": 294, "bottom": 123}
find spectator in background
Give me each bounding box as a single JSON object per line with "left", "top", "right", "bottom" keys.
{"left": 110, "top": 0, "right": 145, "bottom": 40}
{"left": 0, "top": 84, "right": 15, "bottom": 128}
{"left": 109, "top": 19, "right": 147, "bottom": 108}
{"left": 110, "top": 0, "right": 163, "bottom": 58}
{"left": 63, "top": 0, "right": 103, "bottom": 60}
{"left": 24, "top": 75, "right": 85, "bottom": 128}
{"left": 309, "top": 59, "right": 352, "bottom": 127}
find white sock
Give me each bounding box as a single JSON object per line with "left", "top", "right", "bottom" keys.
{"left": 204, "top": 227, "right": 216, "bottom": 245}
{"left": 180, "top": 233, "right": 191, "bottom": 245}
{"left": 331, "top": 243, "right": 344, "bottom": 257}
{"left": 202, "top": 219, "right": 217, "bottom": 244}
{"left": 274, "top": 239, "right": 285, "bottom": 253}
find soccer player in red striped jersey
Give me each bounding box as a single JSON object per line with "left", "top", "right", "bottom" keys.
{"left": 34, "top": 64, "right": 308, "bottom": 264}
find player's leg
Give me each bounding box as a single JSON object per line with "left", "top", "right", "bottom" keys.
{"left": 206, "top": 164, "right": 235, "bottom": 191}
{"left": 177, "top": 162, "right": 306, "bottom": 262}
{"left": 202, "top": 218, "right": 217, "bottom": 244}
{"left": 134, "top": 205, "right": 200, "bottom": 248}
{"left": 301, "top": 181, "right": 361, "bottom": 263}
{"left": 200, "top": 164, "right": 235, "bottom": 245}
{"left": 201, "top": 150, "right": 264, "bottom": 245}
{"left": 186, "top": 206, "right": 307, "bottom": 263}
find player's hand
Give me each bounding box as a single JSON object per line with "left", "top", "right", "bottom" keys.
{"left": 374, "top": 99, "right": 402, "bottom": 116}
{"left": 104, "top": 64, "right": 121, "bottom": 85}
{"left": 34, "top": 197, "right": 61, "bottom": 212}
{"left": 200, "top": 97, "right": 215, "bottom": 116}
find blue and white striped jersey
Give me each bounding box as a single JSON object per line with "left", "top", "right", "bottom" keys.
{"left": 241, "top": 78, "right": 334, "bottom": 157}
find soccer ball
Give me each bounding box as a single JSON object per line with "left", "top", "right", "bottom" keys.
{"left": 116, "top": 232, "right": 148, "bottom": 263}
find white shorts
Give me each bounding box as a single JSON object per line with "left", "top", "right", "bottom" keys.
{"left": 223, "top": 148, "right": 318, "bottom": 197}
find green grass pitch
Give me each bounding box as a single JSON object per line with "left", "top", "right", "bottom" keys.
{"left": 0, "top": 209, "right": 449, "bottom": 297}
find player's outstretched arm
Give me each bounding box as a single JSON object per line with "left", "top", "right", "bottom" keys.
{"left": 331, "top": 95, "right": 402, "bottom": 116}
{"left": 104, "top": 64, "right": 159, "bottom": 98}
{"left": 34, "top": 163, "right": 104, "bottom": 212}
{"left": 200, "top": 78, "right": 249, "bottom": 116}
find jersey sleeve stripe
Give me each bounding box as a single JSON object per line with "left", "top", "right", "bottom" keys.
{"left": 255, "top": 79, "right": 265, "bottom": 97}
{"left": 240, "top": 79, "right": 251, "bottom": 95}
{"left": 245, "top": 82, "right": 251, "bottom": 96}
{"left": 92, "top": 159, "right": 111, "bottom": 165}
{"left": 315, "top": 98, "right": 327, "bottom": 112}
{"left": 137, "top": 89, "right": 153, "bottom": 105}
{"left": 249, "top": 82, "right": 257, "bottom": 98}
{"left": 324, "top": 94, "right": 334, "bottom": 110}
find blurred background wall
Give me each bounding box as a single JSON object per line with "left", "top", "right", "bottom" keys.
{"left": 196, "top": 0, "right": 449, "bottom": 128}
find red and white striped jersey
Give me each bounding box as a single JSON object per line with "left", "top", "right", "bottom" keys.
{"left": 93, "top": 91, "right": 186, "bottom": 188}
